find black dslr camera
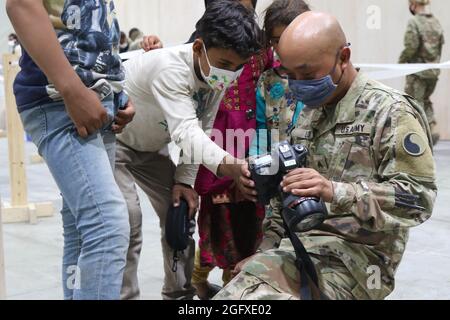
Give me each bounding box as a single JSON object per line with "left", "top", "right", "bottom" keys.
{"left": 249, "top": 141, "right": 328, "bottom": 232}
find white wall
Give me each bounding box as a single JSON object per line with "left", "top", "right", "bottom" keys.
{"left": 115, "top": 0, "right": 450, "bottom": 139}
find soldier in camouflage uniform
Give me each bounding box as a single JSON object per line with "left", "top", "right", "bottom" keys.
{"left": 214, "top": 12, "right": 437, "bottom": 300}
{"left": 399, "top": 0, "right": 445, "bottom": 145}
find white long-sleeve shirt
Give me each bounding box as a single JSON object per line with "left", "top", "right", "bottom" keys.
{"left": 117, "top": 44, "right": 229, "bottom": 185}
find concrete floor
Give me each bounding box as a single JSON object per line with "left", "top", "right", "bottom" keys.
{"left": 1, "top": 138, "right": 449, "bottom": 300}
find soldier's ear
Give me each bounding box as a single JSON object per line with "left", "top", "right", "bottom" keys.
{"left": 340, "top": 47, "right": 351, "bottom": 67}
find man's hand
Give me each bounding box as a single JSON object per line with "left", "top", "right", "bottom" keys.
{"left": 140, "top": 35, "right": 163, "bottom": 52}
{"left": 172, "top": 183, "right": 199, "bottom": 219}
{"left": 63, "top": 83, "right": 109, "bottom": 138}
{"left": 281, "top": 168, "right": 334, "bottom": 203}
{"left": 112, "top": 99, "right": 136, "bottom": 134}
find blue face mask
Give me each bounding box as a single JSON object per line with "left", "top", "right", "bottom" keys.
{"left": 288, "top": 45, "right": 349, "bottom": 107}
{"left": 288, "top": 75, "right": 338, "bottom": 107}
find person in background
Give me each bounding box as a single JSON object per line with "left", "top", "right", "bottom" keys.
{"left": 128, "top": 27, "right": 163, "bottom": 52}
{"left": 129, "top": 27, "right": 143, "bottom": 43}
{"left": 119, "top": 31, "right": 130, "bottom": 53}
{"left": 190, "top": 0, "right": 269, "bottom": 300}
{"left": 8, "top": 33, "right": 21, "bottom": 55}
{"left": 128, "top": 28, "right": 143, "bottom": 51}
{"left": 399, "top": 0, "right": 444, "bottom": 145}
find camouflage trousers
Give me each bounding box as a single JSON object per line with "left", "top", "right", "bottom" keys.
{"left": 405, "top": 75, "right": 438, "bottom": 126}
{"left": 213, "top": 246, "right": 373, "bottom": 300}
{"left": 405, "top": 75, "right": 439, "bottom": 144}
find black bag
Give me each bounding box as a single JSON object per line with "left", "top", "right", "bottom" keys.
{"left": 165, "top": 199, "right": 195, "bottom": 272}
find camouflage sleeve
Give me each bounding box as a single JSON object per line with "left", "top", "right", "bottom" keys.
{"left": 330, "top": 102, "right": 437, "bottom": 232}
{"left": 399, "top": 19, "right": 420, "bottom": 63}
{"left": 259, "top": 195, "right": 286, "bottom": 251}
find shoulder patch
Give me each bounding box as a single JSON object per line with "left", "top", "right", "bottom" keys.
{"left": 395, "top": 112, "right": 435, "bottom": 178}
{"left": 403, "top": 132, "right": 426, "bottom": 157}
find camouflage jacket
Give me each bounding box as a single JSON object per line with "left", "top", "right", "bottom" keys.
{"left": 260, "top": 72, "right": 437, "bottom": 299}
{"left": 399, "top": 13, "right": 445, "bottom": 79}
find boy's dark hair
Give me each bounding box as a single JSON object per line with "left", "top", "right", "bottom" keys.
{"left": 196, "top": 0, "right": 263, "bottom": 59}
{"left": 264, "top": 0, "right": 311, "bottom": 46}
{"left": 204, "top": 0, "right": 258, "bottom": 9}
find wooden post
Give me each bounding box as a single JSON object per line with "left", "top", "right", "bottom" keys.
{"left": 0, "top": 197, "right": 6, "bottom": 300}
{"left": 1, "top": 54, "right": 54, "bottom": 223}
{"left": 3, "top": 54, "right": 27, "bottom": 207}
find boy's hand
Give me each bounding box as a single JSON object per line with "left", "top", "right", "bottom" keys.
{"left": 172, "top": 183, "right": 199, "bottom": 219}
{"left": 218, "top": 158, "right": 258, "bottom": 203}
{"left": 234, "top": 162, "right": 258, "bottom": 203}
{"left": 63, "top": 84, "right": 108, "bottom": 138}
{"left": 113, "top": 99, "right": 136, "bottom": 134}
{"left": 140, "top": 35, "right": 163, "bottom": 52}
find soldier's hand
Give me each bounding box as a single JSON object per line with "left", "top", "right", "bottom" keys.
{"left": 281, "top": 168, "right": 334, "bottom": 203}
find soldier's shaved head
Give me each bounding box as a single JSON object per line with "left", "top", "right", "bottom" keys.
{"left": 279, "top": 11, "right": 347, "bottom": 62}
{"left": 278, "top": 11, "right": 348, "bottom": 73}
{"left": 278, "top": 11, "right": 358, "bottom": 105}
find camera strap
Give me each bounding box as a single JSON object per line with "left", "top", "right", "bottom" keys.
{"left": 284, "top": 221, "right": 328, "bottom": 300}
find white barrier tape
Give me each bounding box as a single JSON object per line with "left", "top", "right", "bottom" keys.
{"left": 362, "top": 66, "right": 430, "bottom": 80}
{"left": 1, "top": 51, "right": 449, "bottom": 84}
{"left": 356, "top": 61, "right": 450, "bottom": 80}
{"left": 118, "top": 49, "right": 450, "bottom": 81}
{"left": 357, "top": 61, "right": 450, "bottom": 70}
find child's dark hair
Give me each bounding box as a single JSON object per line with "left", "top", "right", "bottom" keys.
{"left": 196, "top": 0, "right": 263, "bottom": 59}
{"left": 263, "top": 0, "right": 311, "bottom": 46}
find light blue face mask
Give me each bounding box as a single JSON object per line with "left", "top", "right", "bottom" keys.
{"left": 288, "top": 45, "right": 349, "bottom": 107}
{"left": 288, "top": 75, "right": 339, "bottom": 107}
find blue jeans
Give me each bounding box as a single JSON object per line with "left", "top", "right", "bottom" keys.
{"left": 20, "top": 98, "right": 130, "bottom": 300}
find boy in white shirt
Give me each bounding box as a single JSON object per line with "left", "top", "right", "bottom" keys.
{"left": 116, "top": 0, "right": 262, "bottom": 300}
